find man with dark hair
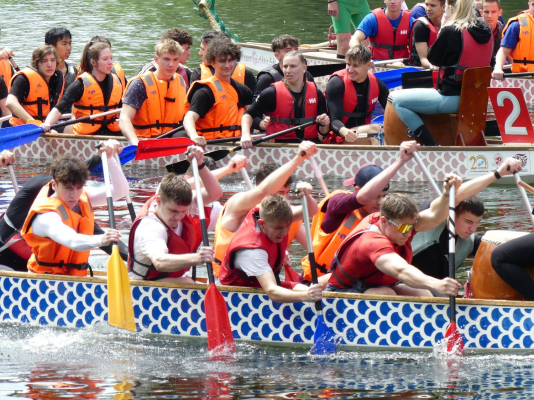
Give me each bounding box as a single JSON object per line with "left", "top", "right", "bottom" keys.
{"left": 408, "top": 0, "right": 445, "bottom": 68}
{"left": 184, "top": 39, "right": 253, "bottom": 146}
{"left": 45, "top": 27, "right": 78, "bottom": 88}
{"left": 412, "top": 157, "right": 522, "bottom": 286}
{"left": 137, "top": 28, "right": 193, "bottom": 88}
{"left": 482, "top": 0, "right": 504, "bottom": 66}
{"left": 190, "top": 31, "right": 256, "bottom": 92}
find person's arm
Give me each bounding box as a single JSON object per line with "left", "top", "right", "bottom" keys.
{"left": 492, "top": 47, "right": 513, "bottom": 81}
{"left": 183, "top": 110, "right": 204, "bottom": 146}
{"left": 349, "top": 30, "right": 367, "bottom": 48}
{"left": 240, "top": 113, "right": 255, "bottom": 148}
{"left": 316, "top": 90, "right": 330, "bottom": 136}
{"left": 256, "top": 270, "right": 323, "bottom": 303}
{"left": 0, "top": 150, "right": 15, "bottom": 166}
{"left": 150, "top": 246, "right": 213, "bottom": 272}
{"left": 414, "top": 42, "right": 434, "bottom": 69}
{"left": 375, "top": 252, "right": 461, "bottom": 296}
{"left": 325, "top": 75, "right": 349, "bottom": 137}
{"left": 6, "top": 93, "right": 32, "bottom": 122}
{"left": 208, "top": 154, "right": 248, "bottom": 181}
{"left": 416, "top": 174, "right": 461, "bottom": 232}
{"left": 119, "top": 104, "right": 140, "bottom": 145}
{"left": 187, "top": 145, "right": 223, "bottom": 205}
{"left": 41, "top": 79, "right": 84, "bottom": 132}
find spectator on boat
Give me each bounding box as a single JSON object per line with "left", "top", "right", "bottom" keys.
{"left": 482, "top": 0, "right": 504, "bottom": 67}
{"left": 240, "top": 51, "right": 330, "bottom": 146}
{"left": 326, "top": 187, "right": 462, "bottom": 297}
{"left": 408, "top": 0, "right": 446, "bottom": 68}
{"left": 324, "top": 45, "right": 388, "bottom": 144}
{"left": 89, "top": 36, "right": 127, "bottom": 92}
{"left": 253, "top": 34, "right": 315, "bottom": 102}
{"left": 212, "top": 141, "right": 318, "bottom": 280}
{"left": 349, "top": 0, "right": 412, "bottom": 64}
{"left": 300, "top": 141, "right": 418, "bottom": 284}
{"left": 6, "top": 45, "right": 65, "bottom": 130}
{"left": 120, "top": 39, "right": 187, "bottom": 146}
{"left": 190, "top": 31, "right": 256, "bottom": 93}
{"left": 41, "top": 39, "right": 122, "bottom": 136}
{"left": 412, "top": 157, "right": 522, "bottom": 294}
{"left": 183, "top": 39, "right": 253, "bottom": 147}
{"left": 327, "top": 0, "right": 371, "bottom": 59}
{"left": 492, "top": 0, "right": 534, "bottom": 79}
{"left": 21, "top": 142, "right": 128, "bottom": 276}
{"left": 137, "top": 28, "right": 193, "bottom": 89}
{"left": 128, "top": 146, "right": 223, "bottom": 283}
{"left": 45, "top": 27, "right": 78, "bottom": 89}
{"left": 0, "top": 47, "right": 16, "bottom": 91}
{"left": 391, "top": 0, "right": 493, "bottom": 146}
{"left": 219, "top": 193, "right": 323, "bottom": 304}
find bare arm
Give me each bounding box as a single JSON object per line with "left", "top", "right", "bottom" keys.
{"left": 119, "top": 104, "right": 140, "bottom": 146}
{"left": 0, "top": 98, "right": 8, "bottom": 117}
{"left": 41, "top": 107, "right": 63, "bottom": 132}
{"left": 183, "top": 110, "right": 205, "bottom": 146}
{"left": 150, "top": 246, "right": 213, "bottom": 272}
{"left": 186, "top": 145, "right": 223, "bottom": 205}
{"left": 349, "top": 30, "right": 367, "bottom": 48}
{"left": 6, "top": 94, "right": 32, "bottom": 122}
{"left": 292, "top": 181, "right": 318, "bottom": 222}
{"left": 256, "top": 270, "right": 323, "bottom": 303}
{"left": 492, "top": 47, "right": 512, "bottom": 81}
{"left": 414, "top": 42, "right": 435, "bottom": 70}
{"left": 240, "top": 113, "right": 254, "bottom": 148}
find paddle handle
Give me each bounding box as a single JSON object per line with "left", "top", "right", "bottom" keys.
{"left": 309, "top": 156, "right": 329, "bottom": 196}
{"left": 413, "top": 152, "right": 441, "bottom": 197}
{"left": 101, "top": 151, "right": 117, "bottom": 232}
{"left": 503, "top": 72, "right": 534, "bottom": 78}
{"left": 241, "top": 168, "right": 253, "bottom": 190}
{"left": 448, "top": 185, "right": 456, "bottom": 323}
{"left": 8, "top": 57, "right": 20, "bottom": 72}
{"left": 514, "top": 172, "right": 534, "bottom": 226}
{"left": 7, "top": 165, "right": 18, "bottom": 193}
{"left": 52, "top": 108, "right": 122, "bottom": 130}
{"left": 154, "top": 124, "right": 184, "bottom": 139}
{"left": 114, "top": 154, "right": 136, "bottom": 222}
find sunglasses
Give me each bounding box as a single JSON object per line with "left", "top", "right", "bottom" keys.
{"left": 387, "top": 218, "right": 417, "bottom": 233}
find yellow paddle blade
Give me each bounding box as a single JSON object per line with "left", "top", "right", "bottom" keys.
{"left": 107, "top": 246, "right": 136, "bottom": 331}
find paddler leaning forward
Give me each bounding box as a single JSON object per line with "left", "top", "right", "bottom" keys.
{"left": 326, "top": 178, "right": 462, "bottom": 297}
{"left": 21, "top": 142, "right": 128, "bottom": 276}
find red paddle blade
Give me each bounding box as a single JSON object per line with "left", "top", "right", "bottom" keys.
{"left": 445, "top": 322, "right": 464, "bottom": 355}
{"left": 205, "top": 283, "right": 236, "bottom": 355}
{"left": 135, "top": 138, "right": 194, "bottom": 160}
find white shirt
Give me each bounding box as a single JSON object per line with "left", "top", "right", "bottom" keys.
{"left": 233, "top": 248, "right": 272, "bottom": 278}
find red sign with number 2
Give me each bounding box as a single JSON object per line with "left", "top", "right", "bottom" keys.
{"left": 488, "top": 88, "right": 534, "bottom": 144}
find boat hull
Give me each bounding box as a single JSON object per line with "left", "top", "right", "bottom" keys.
{"left": 1, "top": 271, "right": 533, "bottom": 352}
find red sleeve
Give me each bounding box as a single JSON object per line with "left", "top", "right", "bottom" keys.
{"left": 360, "top": 233, "right": 397, "bottom": 264}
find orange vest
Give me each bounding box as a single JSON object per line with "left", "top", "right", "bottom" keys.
{"left": 503, "top": 14, "right": 534, "bottom": 72}
{"left": 186, "top": 76, "right": 245, "bottom": 140}
{"left": 199, "top": 63, "right": 247, "bottom": 85}
{"left": 300, "top": 190, "right": 363, "bottom": 282}
{"left": 72, "top": 72, "right": 122, "bottom": 135}
{"left": 127, "top": 71, "right": 186, "bottom": 138}
{"left": 212, "top": 203, "right": 235, "bottom": 278}
{"left": 0, "top": 59, "right": 14, "bottom": 91}
{"left": 22, "top": 183, "right": 94, "bottom": 276}
{"left": 287, "top": 220, "right": 302, "bottom": 246}
{"left": 9, "top": 67, "right": 65, "bottom": 126}
{"left": 111, "top": 62, "right": 127, "bottom": 92}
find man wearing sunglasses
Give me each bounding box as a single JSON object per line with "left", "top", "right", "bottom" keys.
{"left": 326, "top": 179, "right": 462, "bottom": 297}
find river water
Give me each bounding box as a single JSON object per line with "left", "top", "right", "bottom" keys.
{"left": 1, "top": 0, "right": 534, "bottom": 399}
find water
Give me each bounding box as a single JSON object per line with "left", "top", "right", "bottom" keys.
{"left": 1, "top": 0, "right": 533, "bottom": 398}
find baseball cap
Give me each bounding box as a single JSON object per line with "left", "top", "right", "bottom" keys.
{"left": 343, "top": 163, "right": 389, "bottom": 191}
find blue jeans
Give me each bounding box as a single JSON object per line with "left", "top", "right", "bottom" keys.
{"left": 391, "top": 89, "right": 461, "bottom": 131}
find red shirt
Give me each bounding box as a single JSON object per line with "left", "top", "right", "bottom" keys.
{"left": 328, "top": 212, "right": 417, "bottom": 288}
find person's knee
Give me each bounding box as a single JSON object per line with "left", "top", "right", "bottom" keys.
{"left": 364, "top": 287, "right": 396, "bottom": 296}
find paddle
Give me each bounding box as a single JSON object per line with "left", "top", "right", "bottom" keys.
{"left": 166, "top": 121, "right": 317, "bottom": 174}
{"left": 413, "top": 152, "right": 441, "bottom": 197}
{"left": 90, "top": 145, "right": 138, "bottom": 174}
{"left": 114, "top": 153, "right": 136, "bottom": 222}
{"left": 444, "top": 184, "right": 464, "bottom": 355}
{"left": 513, "top": 172, "right": 534, "bottom": 226}
{"left": 7, "top": 165, "right": 18, "bottom": 193}
{"left": 101, "top": 150, "right": 136, "bottom": 332}
{"left": 0, "top": 109, "right": 121, "bottom": 152}
{"left": 190, "top": 155, "right": 236, "bottom": 354}
{"left": 241, "top": 168, "right": 253, "bottom": 190}
{"left": 309, "top": 156, "right": 329, "bottom": 196}
{"left": 374, "top": 67, "right": 420, "bottom": 90}
{"left": 301, "top": 189, "right": 336, "bottom": 355}
{"left": 135, "top": 138, "right": 194, "bottom": 160}
{"left": 503, "top": 72, "right": 534, "bottom": 78}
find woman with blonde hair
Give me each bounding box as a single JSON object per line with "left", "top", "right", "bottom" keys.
{"left": 391, "top": 0, "right": 493, "bottom": 146}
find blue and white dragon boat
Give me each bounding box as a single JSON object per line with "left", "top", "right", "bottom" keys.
{"left": 0, "top": 269, "right": 533, "bottom": 352}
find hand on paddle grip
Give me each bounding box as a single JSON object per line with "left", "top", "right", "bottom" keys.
{"left": 228, "top": 154, "right": 248, "bottom": 172}
{"left": 259, "top": 115, "right": 270, "bottom": 132}
{"left": 497, "top": 157, "right": 522, "bottom": 177}
{"left": 306, "top": 283, "right": 324, "bottom": 303}
{"left": 196, "top": 246, "right": 214, "bottom": 264}
{"left": 442, "top": 173, "right": 462, "bottom": 196}
{"left": 0, "top": 47, "right": 14, "bottom": 60}
{"left": 0, "top": 150, "right": 15, "bottom": 167}
{"left": 98, "top": 140, "right": 123, "bottom": 158}
{"left": 316, "top": 113, "right": 330, "bottom": 128}
{"left": 296, "top": 181, "right": 314, "bottom": 198}
{"left": 102, "top": 229, "right": 121, "bottom": 246}
{"left": 191, "top": 135, "right": 207, "bottom": 147}
{"left": 399, "top": 141, "right": 419, "bottom": 163}
{"left": 434, "top": 277, "right": 461, "bottom": 297}
{"left": 186, "top": 145, "right": 205, "bottom": 165}
{"left": 297, "top": 141, "right": 318, "bottom": 161}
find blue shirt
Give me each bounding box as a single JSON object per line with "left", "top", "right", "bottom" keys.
{"left": 356, "top": 9, "right": 414, "bottom": 39}
{"left": 501, "top": 20, "right": 520, "bottom": 49}
{"left": 410, "top": 5, "right": 426, "bottom": 21}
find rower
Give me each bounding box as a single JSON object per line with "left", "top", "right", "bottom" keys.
{"left": 300, "top": 141, "right": 419, "bottom": 284}
{"left": 324, "top": 45, "right": 389, "bottom": 144}
{"left": 41, "top": 39, "right": 122, "bottom": 136}
{"left": 410, "top": 2, "right": 427, "bottom": 19}
{"left": 349, "top": 0, "right": 412, "bottom": 64}
{"left": 6, "top": 45, "right": 65, "bottom": 130}
{"left": 45, "top": 27, "right": 78, "bottom": 89}
{"left": 137, "top": 28, "right": 193, "bottom": 89}
{"left": 183, "top": 38, "right": 253, "bottom": 146}
{"left": 190, "top": 30, "right": 256, "bottom": 93}
{"left": 219, "top": 193, "right": 323, "bottom": 304}
{"left": 492, "top": 0, "right": 534, "bottom": 79}
{"left": 21, "top": 142, "right": 129, "bottom": 276}
{"left": 408, "top": 0, "right": 445, "bottom": 69}
{"left": 391, "top": 0, "right": 493, "bottom": 146}
{"left": 89, "top": 36, "right": 127, "bottom": 92}
{"left": 0, "top": 47, "right": 15, "bottom": 91}
{"left": 326, "top": 189, "right": 462, "bottom": 297}
{"left": 482, "top": 0, "right": 504, "bottom": 66}
{"left": 327, "top": 0, "right": 371, "bottom": 59}
{"left": 412, "top": 157, "right": 522, "bottom": 293}
{"left": 240, "top": 51, "right": 330, "bottom": 147}
{"left": 128, "top": 146, "right": 222, "bottom": 283}
{"left": 120, "top": 39, "right": 187, "bottom": 145}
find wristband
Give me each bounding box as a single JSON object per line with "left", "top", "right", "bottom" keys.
{"left": 493, "top": 169, "right": 501, "bottom": 179}
{"left": 198, "top": 162, "right": 206, "bottom": 170}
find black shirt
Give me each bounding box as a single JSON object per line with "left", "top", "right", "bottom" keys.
{"left": 190, "top": 65, "right": 257, "bottom": 93}
{"left": 0, "top": 76, "right": 7, "bottom": 100}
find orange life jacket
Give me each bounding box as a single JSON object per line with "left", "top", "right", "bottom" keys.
{"left": 72, "top": 72, "right": 122, "bottom": 135}
{"left": 287, "top": 220, "right": 302, "bottom": 246}
{"left": 503, "top": 14, "right": 534, "bottom": 72}
{"left": 369, "top": 8, "right": 411, "bottom": 60}
{"left": 185, "top": 76, "right": 245, "bottom": 140}
{"left": 22, "top": 183, "right": 94, "bottom": 276}
{"left": 127, "top": 71, "right": 186, "bottom": 138}
{"left": 128, "top": 196, "right": 197, "bottom": 280}
{"left": 111, "top": 62, "right": 127, "bottom": 92}
{"left": 266, "top": 81, "right": 319, "bottom": 140}
{"left": 0, "top": 59, "right": 14, "bottom": 91}
{"left": 409, "top": 17, "right": 439, "bottom": 65}
{"left": 328, "top": 70, "right": 380, "bottom": 127}
{"left": 9, "top": 67, "right": 65, "bottom": 126}
{"left": 220, "top": 207, "right": 293, "bottom": 289}
{"left": 300, "top": 190, "right": 363, "bottom": 282}
{"left": 212, "top": 203, "right": 235, "bottom": 278}
{"left": 200, "top": 63, "right": 247, "bottom": 85}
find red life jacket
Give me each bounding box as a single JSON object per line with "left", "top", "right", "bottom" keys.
{"left": 219, "top": 207, "right": 295, "bottom": 289}
{"left": 128, "top": 196, "right": 197, "bottom": 281}
{"left": 178, "top": 66, "right": 190, "bottom": 89}
{"left": 189, "top": 205, "right": 212, "bottom": 250}
{"left": 328, "top": 70, "right": 380, "bottom": 127}
{"left": 369, "top": 8, "right": 411, "bottom": 60}
{"left": 266, "top": 81, "right": 319, "bottom": 140}
{"left": 439, "top": 28, "right": 493, "bottom": 82}
{"left": 0, "top": 213, "right": 32, "bottom": 261}
{"left": 409, "top": 17, "right": 439, "bottom": 65}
